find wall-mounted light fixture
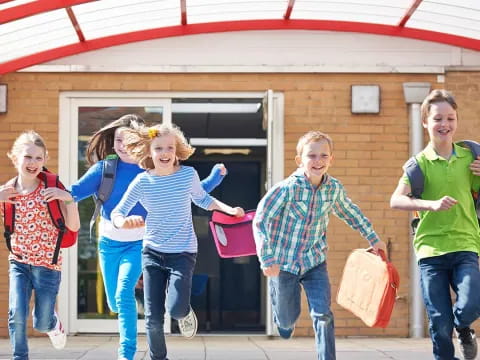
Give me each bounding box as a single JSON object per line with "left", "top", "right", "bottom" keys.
{"left": 171, "top": 103, "right": 261, "bottom": 113}
{"left": 351, "top": 85, "right": 380, "bottom": 114}
{"left": 0, "top": 84, "right": 7, "bottom": 114}
{"left": 204, "top": 148, "right": 251, "bottom": 156}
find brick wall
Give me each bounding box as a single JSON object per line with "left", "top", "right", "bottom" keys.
{"left": 0, "top": 71, "right": 478, "bottom": 339}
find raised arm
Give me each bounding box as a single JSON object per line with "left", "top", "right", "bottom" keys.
{"left": 201, "top": 163, "right": 227, "bottom": 193}
{"left": 69, "top": 161, "right": 103, "bottom": 202}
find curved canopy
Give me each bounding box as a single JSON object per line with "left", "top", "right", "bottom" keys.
{"left": 0, "top": 0, "right": 479, "bottom": 75}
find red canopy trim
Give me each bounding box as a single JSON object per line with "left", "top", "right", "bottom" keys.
{"left": 1, "top": 19, "right": 478, "bottom": 75}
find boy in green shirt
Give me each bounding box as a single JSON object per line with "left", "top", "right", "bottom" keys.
{"left": 391, "top": 89, "right": 480, "bottom": 360}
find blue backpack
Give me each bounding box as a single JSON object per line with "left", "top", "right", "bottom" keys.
{"left": 404, "top": 140, "right": 480, "bottom": 233}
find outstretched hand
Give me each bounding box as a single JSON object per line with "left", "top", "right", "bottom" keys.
{"left": 216, "top": 163, "right": 227, "bottom": 176}
{"left": 43, "top": 188, "right": 73, "bottom": 202}
{"left": 263, "top": 264, "right": 280, "bottom": 277}
{"left": 123, "top": 215, "right": 145, "bottom": 229}
{"left": 0, "top": 185, "right": 18, "bottom": 203}
{"left": 372, "top": 240, "right": 387, "bottom": 256}
{"left": 232, "top": 207, "right": 245, "bottom": 217}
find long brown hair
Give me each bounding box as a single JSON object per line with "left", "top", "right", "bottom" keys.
{"left": 85, "top": 114, "right": 145, "bottom": 166}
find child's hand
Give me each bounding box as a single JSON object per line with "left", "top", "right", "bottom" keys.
{"left": 430, "top": 196, "right": 458, "bottom": 211}
{"left": 216, "top": 163, "right": 227, "bottom": 176}
{"left": 470, "top": 156, "right": 480, "bottom": 176}
{"left": 263, "top": 264, "right": 280, "bottom": 277}
{"left": 123, "top": 215, "right": 145, "bottom": 229}
{"left": 43, "top": 188, "right": 73, "bottom": 202}
{"left": 0, "top": 185, "right": 18, "bottom": 203}
{"left": 231, "top": 207, "right": 245, "bottom": 217}
{"left": 372, "top": 240, "right": 387, "bottom": 256}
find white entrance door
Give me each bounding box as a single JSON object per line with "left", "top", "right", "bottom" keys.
{"left": 58, "top": 90, "right": 284, "bottom": 335}
{"left": 58, "top": 92, "right": 171, "bottom": 333}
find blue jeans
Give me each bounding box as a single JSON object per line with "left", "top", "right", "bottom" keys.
{"left": 419, "top": 251, "right": 480, "bottom": 360}
{"left": 8, "top": 260, "right": 61, "bottom": 360}
{"left": 98, "top": 237, "right": 143, "bottom": 360}
{"left": 269, "top": 262, "right": 336, "bottom": 360}
{"left": 142, "top": 247, "right": 196, "bottom": 360}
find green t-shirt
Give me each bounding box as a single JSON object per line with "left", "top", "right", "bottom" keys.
{"left": 402, "top": 143, "right": 480, "bottom": 260}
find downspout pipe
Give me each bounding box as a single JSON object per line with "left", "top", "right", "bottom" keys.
{"left": 402, "top": 82, "right": 431, "bottom": 338}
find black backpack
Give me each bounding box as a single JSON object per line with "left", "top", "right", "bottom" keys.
{"left": 89, "top": 154, "right": 118, "bottom": 240}
{"left": 404, "top": 140, "right": 480, "bottom": 233}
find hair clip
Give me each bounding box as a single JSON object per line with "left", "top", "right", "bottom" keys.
{"left": 148, "top": 128, "right": 159, "bottom": 139}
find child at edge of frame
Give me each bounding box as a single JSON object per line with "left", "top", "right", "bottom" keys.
{"left": 0, "top": 130, "right": 80, "bottom": 360}
{"left": 390, "top": 89, "right": 480, "bottom": 360}
{"left": 253, "top": 130, "right": 387, "bottom": 360}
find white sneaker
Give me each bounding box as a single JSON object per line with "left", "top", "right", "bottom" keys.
{"left": 178, "top": 308, "right": 198, "bottom": 339}
{"left": 47, "top": 313, "right": 66, "bottom": 350}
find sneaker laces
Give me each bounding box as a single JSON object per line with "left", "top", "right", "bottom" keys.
{"left": 180, "top": 315, "right": 194, "bottom": 330}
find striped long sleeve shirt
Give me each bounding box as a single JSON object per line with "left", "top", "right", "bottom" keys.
{"left": 253, "top": 169, "right": 380, "bottom": 275}
{"left": 112, "top": 166, "right": 214, "bottom": 253}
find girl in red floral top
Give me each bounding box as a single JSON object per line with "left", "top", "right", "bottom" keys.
{"left": 0, "top": 131, "right": 80, "bottom": 360}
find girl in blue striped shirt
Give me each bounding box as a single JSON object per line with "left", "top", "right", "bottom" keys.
{"left": 111, "top": 123, "right": 244, "bottom": 360}
{"left": 70, "top": 114, "right": 226, "bottom": 360}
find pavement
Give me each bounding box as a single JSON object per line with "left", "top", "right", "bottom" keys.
{"left": 0, "top": 335, "right": 447, "bottom": 360}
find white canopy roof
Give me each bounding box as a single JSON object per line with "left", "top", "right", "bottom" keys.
{"left": 0, "top": 0, "right": 478, "bottom": 74}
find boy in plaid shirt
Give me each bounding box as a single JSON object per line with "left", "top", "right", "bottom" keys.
{"left": 253, "top": 130, "right": 386, "bottom": 360}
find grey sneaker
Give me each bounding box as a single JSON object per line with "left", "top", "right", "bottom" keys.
{"left": 456, "top": 327, "right": 478, "bottom": 360}
{"left": 178, "top": 308, "right": 198, "bottom": 339}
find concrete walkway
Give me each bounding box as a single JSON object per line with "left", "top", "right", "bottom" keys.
{"left": 0, "top": 335, "right": 442, "bottom": 360}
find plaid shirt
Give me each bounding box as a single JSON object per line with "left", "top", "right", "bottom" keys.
{"left": 253, "top": 169, "right": 380, "bottom": 275}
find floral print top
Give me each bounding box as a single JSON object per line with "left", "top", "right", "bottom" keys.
{"left": 6, "top": 181, "right": 61, "bottom": 271}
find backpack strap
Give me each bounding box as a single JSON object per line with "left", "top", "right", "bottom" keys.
{"left": 3, "top": 178, "right": 21, "bottom": 259}
{"left": 457, "top": 140, "right": 480, "bottom": 159}
{"left": 39, "top": 170, "right": 67, "bottom": 265}
{"left": 89, "top": 155, "right": 118, "bottom": 241}
{"left": 457, "top": 140, "right": 480, "bottom": 219}
{"left": 402, "top": 156, "right": 424, "bottom": 234}
{"left": 3, "top": 202, "right": 13, "bottom": 252}
{"left": 403, "top": 156, "right": 424, "bottom": 199}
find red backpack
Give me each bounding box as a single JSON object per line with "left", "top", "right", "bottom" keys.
{"left": 3, "top": 169, "right": 78, "bottom": 265}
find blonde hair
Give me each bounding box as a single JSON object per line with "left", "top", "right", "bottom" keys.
{"left": 7, "top": 130, "right": 48, "bottom": 164}
{"left": 421, "top": 89, "right": 458, "bottom": 124}
{"left": 296, "top": 131, "right": 333, "bottom": 156}
{"left": 123, "top": 123, "right": 195, "bottom": 170}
